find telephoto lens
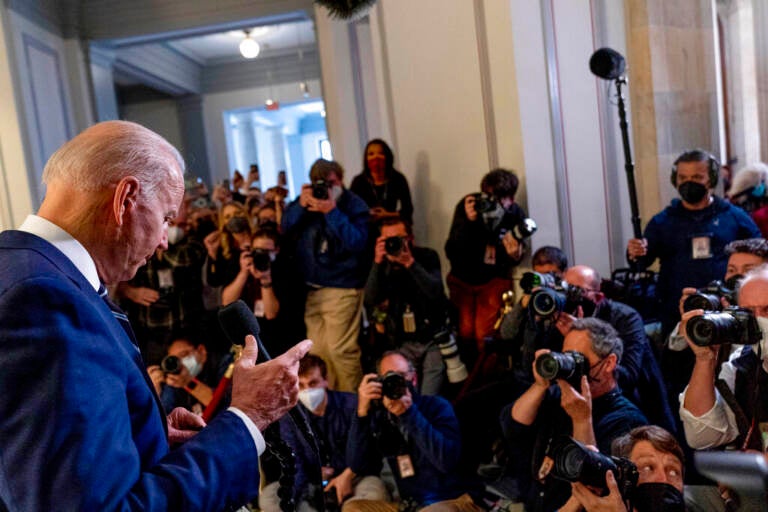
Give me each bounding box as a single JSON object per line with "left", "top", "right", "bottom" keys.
{"left": 434, "top": 330, "right": 468, "bottom": 383}
{"left": 682, "top": 293, "right": 721, "bottom": 313}
{"left": 512, "top": 218, "right": 538, "bottom": 241}
{"left": 547, "top": 436, "right": 638, "bottom": 497}
{"left": 534, "top": 350, "right": 589, "bottom": 386}
{"left": 530, "top": 288, "right": 567, "bottom": 318}
{"left": 160, "top": 355, "right": 182, "bottom": 374}
{"left": 685, "top": 307, "right": 761, "bottom": 347}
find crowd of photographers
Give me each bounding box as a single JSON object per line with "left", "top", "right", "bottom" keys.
{"left": 115, "top": 143, "right": 768, "bottom": 512}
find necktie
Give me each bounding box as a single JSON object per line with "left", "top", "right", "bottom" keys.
{"left": 99, "top": 285, "right": 168, "bottom": 436}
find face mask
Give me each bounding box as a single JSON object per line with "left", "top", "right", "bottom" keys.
{"left": 631, "top": 483, "right": 685, "bottom": 512}
{"left": 298, "top": 387, "right": 325, "bottom": 412}
{"left": 167, "top": 226, "right": 185, "bottom": 245}
{"left": 678, "top": 181, "right": 708, "bottom": 204}
{"left": 330, "top": 185, "right": 343, "bottom": 203}
{"left": 181, "top": 354, "right": 202, "bottom": 378}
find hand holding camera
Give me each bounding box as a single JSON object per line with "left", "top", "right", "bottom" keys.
{"left": 300, "top": 182, "right": 337, "bottom": 214}
{"left": 357, "top": 374, "right": 383, "bottom": 417}
{"left": 375, "top": 235, "right": 414, "bottom": 267}
{"left": 568, "top": 469, "right": 627, "bottom": 512}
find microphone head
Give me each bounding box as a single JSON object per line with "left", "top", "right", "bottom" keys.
{"left": 218, "top": 299, "right": 261, "bottom": 345}
{"left": 589, "top": 47, "right": 626, "bottom": 80}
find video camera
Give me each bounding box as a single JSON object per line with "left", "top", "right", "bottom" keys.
{"left": 543, "top": 436, "right": 638, "bottom": 499}
{"left": 535, "top": 350, "right": 589, "bottom": 387}
{"left": 685, "top": 306, "right": 761, "bottom": 347}
{"left": 682, "top": 279, "right": 737, "bottom": 313}
{"left": 373, "top": 371, "right": 408, "bottom": 400}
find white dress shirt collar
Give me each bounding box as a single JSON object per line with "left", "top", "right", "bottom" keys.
{"left": 18, "top": 214, "right": 101, "bottom": 292}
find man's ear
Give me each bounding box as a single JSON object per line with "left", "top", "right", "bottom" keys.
{"left": 604, "top": 353, "right": 618, "bottom": 374}
{"left": 113, "top": 176, "right": 140, "bottom": 226}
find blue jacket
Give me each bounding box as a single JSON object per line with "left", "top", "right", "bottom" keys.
{"left": 631, "top": 196, "right": 760, "bottom": 326}
{"left": 0, "top": 231, "right": 259, "bottom": 511}
{"left": 347, "top": 393, "right": 465, "bottom": 506}
{"left": 281, "top": 189, "right": 370, "bottom": 289}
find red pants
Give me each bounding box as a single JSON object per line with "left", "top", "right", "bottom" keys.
{"left": 447, "top": 274, "right": 512, "bottom": 351}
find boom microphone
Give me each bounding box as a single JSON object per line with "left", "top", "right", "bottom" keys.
{"left": 589, "top": 47, "right": 626, "bottom": 80}
{"left": 218, "top": 300, "right": 272, "bottom": 362}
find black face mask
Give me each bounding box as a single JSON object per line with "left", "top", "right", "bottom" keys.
{"left": 632, "top": 483, "right": 685, "bottom": 512}
{"left": 678, "top": 181, "right": 708, "bottom": 204}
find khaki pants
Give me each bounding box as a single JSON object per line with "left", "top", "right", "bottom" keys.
{"left": 305, "top": 287, "right": 364, "bottom": 392}
{"left": 343, "top": 493, "right": 483, "bottom": 512}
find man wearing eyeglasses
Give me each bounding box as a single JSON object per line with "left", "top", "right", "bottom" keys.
{"left": 502, "top": 318, "right": 648, "bottom": 512}
{"left": 553, "top": 265, "right": 675, "bottom": 435}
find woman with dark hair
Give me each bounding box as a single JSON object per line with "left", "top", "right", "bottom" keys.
{"left": 350, "top": 139, "right": 414, "bottom": 225}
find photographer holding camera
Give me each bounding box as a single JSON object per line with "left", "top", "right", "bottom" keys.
{"left": 502, "top": 318, "right": 647, "bottom": 511}
{"left": 445, "top": 168, "right": 530, "bottom": 356}
{"left": 346, "top": 351, "right": 481, "bottom": 512}
{"left": 365, "top": 216, "right": 458, "bottom": 394}
{"left": 558, "top": 425, "right": 686, "bottom": 512}
{"left": 679, "top": 265, "right": 768, "bottom": 452}
{"left": 282, "top": 159, "right": 370, "bottom": 392}
{"left": 147, "top": 333, "right": 226, "bottom": 418}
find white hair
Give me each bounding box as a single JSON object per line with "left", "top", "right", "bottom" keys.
{"left": 42, "top": 120, "right": 185, "bottom": 199}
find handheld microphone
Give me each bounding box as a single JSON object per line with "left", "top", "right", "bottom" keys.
{"left": 217, "top": 300, "right": 324, "bottom": 511}
{"left": 218, "top": 300, "right": 272, "bottom": 362}
{"left": 589, "top": 47, "right": 626, "bottom": 80}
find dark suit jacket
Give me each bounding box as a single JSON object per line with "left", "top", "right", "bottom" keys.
{"left": 0, "top": 230, "right": 259, "bottom": 511}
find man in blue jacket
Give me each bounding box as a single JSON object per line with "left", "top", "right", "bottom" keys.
{"left": 627, "top": 149, "right": 760, "bottom": 337}
{"left": 0, "top": 120, "right": 311, "bottom": 511}
{"left": 282, "top": 159, "right": 369, "bottom": 392}
{"left": 345, "top": 351, "right": 482, "bottom": 512}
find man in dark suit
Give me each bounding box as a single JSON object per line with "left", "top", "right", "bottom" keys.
{"left": 0, "top": 120, "right": 312, "bottom": 511}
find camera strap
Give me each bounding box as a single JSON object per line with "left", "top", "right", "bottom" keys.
{"left": 714, "top": 378, "right": 755, "bottom": 450}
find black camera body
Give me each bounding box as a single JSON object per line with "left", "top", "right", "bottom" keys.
{"left": 546, "top": 436, "right": 638, "bottom": 498}
{"left": 374, "top": 371, "right": 408, "bottom": 400}
{"left": 682, "top": 280, "right": 736, "bottom": 313}
{"left": 384, "top": 236, "right": 405, "bottom": 256}
{"left": 471, "top": 192, "right": 497, "bottom": 214}
{"left": 685, "top": 306, "right": 762, "bottom": 347}
{"left": 160, "top": 355, "right": 182, "bottom": 375}
{"left": 535, "top": 350, "right": 590, "bottom": 387}
{"left": 250, "top": 249, "right": 272, "bottom": 272}
{"left": 312, "top": 180, "right": 329, "bottom": 200}
{"left": 521, "top": 271, "right": 558, "bottom": 295}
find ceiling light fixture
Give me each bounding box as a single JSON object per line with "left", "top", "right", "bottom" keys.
{"left": 239, "top": 30, "right": 260, "bottom": 59}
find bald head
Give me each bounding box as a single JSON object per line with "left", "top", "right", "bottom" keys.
{"left": 43, "top": 120, "right": 184, "bottom": 196}
{"left": 564, "top": 265, "right": 601, "bottom": 291}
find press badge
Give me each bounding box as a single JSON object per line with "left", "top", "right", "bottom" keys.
{"left": 484, "top": 245, "right": 496, "bottom": 265}
{"left": 157, "top": 269, "right": 174, "bottom": 288}
{"left": 397, "top": 454, "right": 415, "bottom": 478}
{"left": 691, "top": 235, "right": 712, "bottom": 259}
{"left": 253, "top": 300, "right": 265, "bottom": 318}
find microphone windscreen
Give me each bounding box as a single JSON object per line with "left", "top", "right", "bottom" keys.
{"left": 589, "top": 47, "right": 626, "bottom": 80}
{"left": 218, "top": 300, "right": 271, "bottom": 361}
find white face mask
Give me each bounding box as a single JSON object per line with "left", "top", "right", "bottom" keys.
{"left": 298, "top": 387, "right": 325, "bottom": 412}
{"left": 181, "top": 354, "right": 202, "bottom": 378}
{"left": 167, "top": 226, "right": 185, "bottom": 245}
{"left": 330, "top": 185, "right": 343, "bottom": 203}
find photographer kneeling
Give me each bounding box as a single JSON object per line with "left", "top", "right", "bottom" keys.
{"left": 346, "top": 351, "right": 482, "bottom": 512}
{"left": 559, "top": 425, "right": 685, "bottom": 512}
